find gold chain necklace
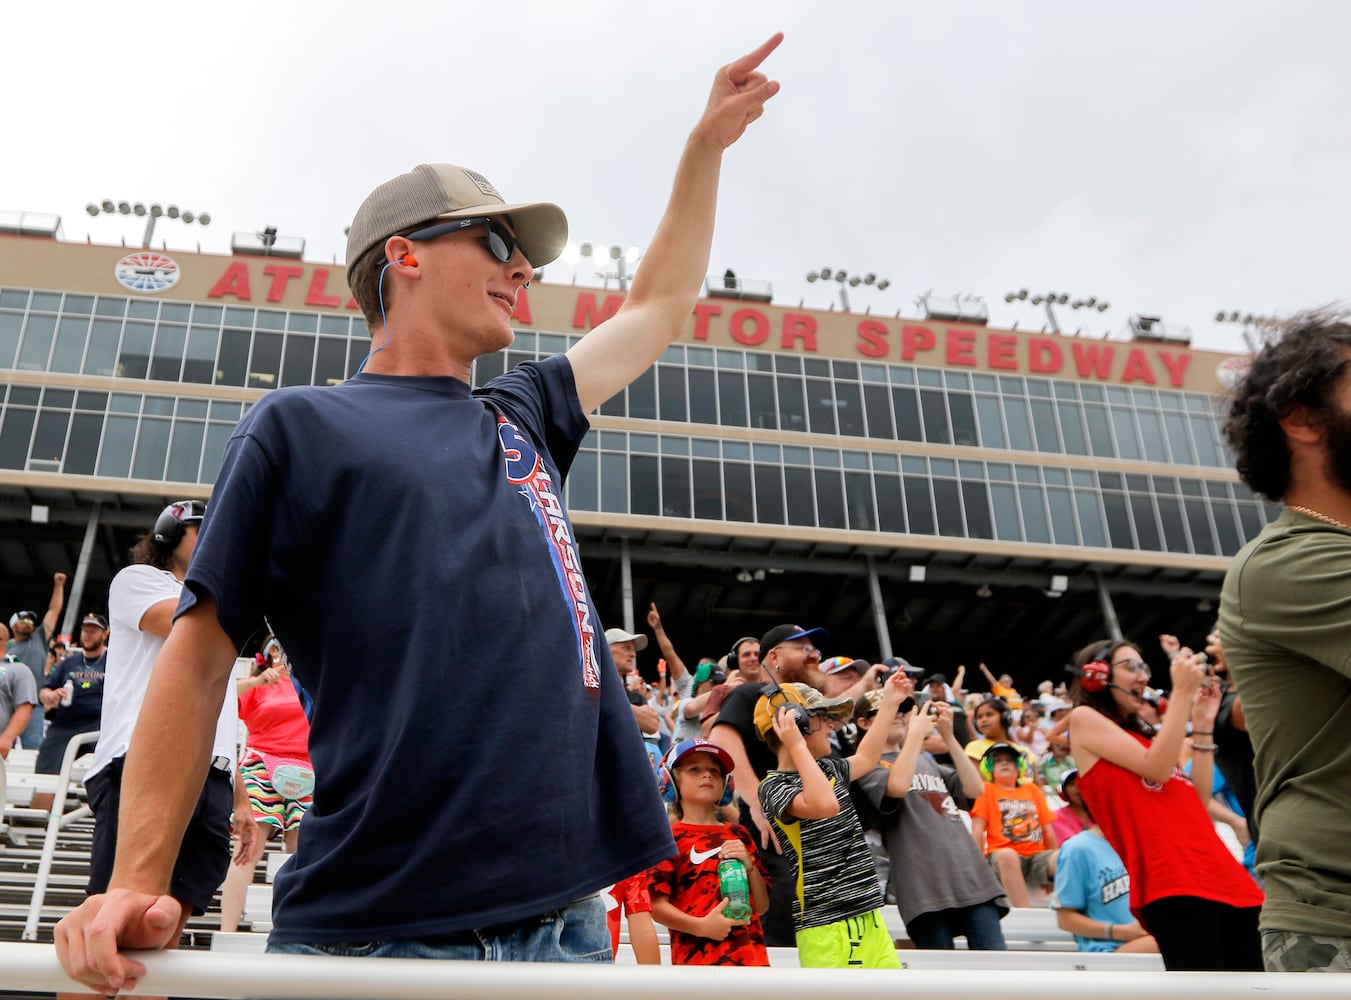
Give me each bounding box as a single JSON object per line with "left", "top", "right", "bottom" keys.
{"left": 1287, "top": 505, "right": 1351, "bottom": 531}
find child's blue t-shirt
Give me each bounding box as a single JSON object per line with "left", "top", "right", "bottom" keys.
{"left": 1051, "top": 830, "right": 1132, "bottom": 952}
{"left": 179, "top": 354, "right": 674, "bottom": 942}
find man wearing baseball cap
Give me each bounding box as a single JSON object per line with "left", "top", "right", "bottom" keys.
{"left": 29, "top": 613, "right": 109, "bottom": 811}
{"left": 57, "top": 35, "right": 783, "bottom": 991}
{"left": 5, "top": 571, "right": 68, "bottom": 752}
{"left": 709, "top": 622, "right": 830, "bottom": 946}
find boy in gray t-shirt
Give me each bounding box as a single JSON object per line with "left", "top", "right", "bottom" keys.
{"left": 854, "top": 689, "right": 1008, "bottom": 950}
{"left": 0, "top": 655, "right": 39, "bottom": 758}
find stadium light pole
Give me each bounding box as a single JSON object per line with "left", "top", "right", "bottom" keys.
{"left": 85, "top": 200, "right": 211, "bottom": 249}
{"left": 1214, "top": 309, "right": 1277, "bottom": 354}
{"left": 1004, "top": 288, "right": 1109, "bottom": 333}
{"left": 806, "top": 268, "right": 891, "bottom": 312}
{"left": 569, "top": 242, "right": 641, "bottom": 291}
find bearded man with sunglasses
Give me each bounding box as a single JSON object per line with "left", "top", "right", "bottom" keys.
{"left": 57, "top": 35, "right": 782, "bottom": 994}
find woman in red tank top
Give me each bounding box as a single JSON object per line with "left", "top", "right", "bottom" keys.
{"left": 1066, "top": 639, "right": 1263, "bottom": 971}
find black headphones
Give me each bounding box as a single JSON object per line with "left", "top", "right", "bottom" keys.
{"left": 728, "top": 636, "right": 758, "bottom": 666}
{"left": 152, "top": 500, "right": 207, "bottom": 550}
{"left": 983, "top": 697, "right": 1014, "bottom": 733}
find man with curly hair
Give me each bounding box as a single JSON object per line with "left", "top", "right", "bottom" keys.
{"left": 1218, "top": 309, "right": 1351, "bottom": 973}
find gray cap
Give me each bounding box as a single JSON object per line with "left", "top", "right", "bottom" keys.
{"left": 345, "top": 164, "right": 568, "bottom": 270}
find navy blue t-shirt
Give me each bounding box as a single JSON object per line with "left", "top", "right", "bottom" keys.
{"left": 45, "top": 650, "right": 107, "bottom": 729}
{"left": 179, "top": 355, "right": 674, "bottom": 942}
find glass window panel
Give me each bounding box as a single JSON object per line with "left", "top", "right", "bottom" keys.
{"left": 875, "top": 473, "right": 904, "bottom": 532}
{"left": 1185, "top": 498, "right": 1218, "bottom": 554}
{"left": 215, "top": 329, "right": 249, "bottom": 386}
{"left": 158, "top": 303, "right": 189, "bottom": 322}
{"left": 717, "top": 370, "right": 748, "bottom": 428}
{"left": 692, "top": 459, "right": 723, "bottom": 520}
{"left": 150, "top": 324, "right": 186, "bottom": 381}
{"left": 1189, "top": 414, "right": 1221, "bottom": 466}
{"left": 192, "top": 304, "right": 223, "bottom": 324}
{"left": 599, "top": 453, "right": 628, "bottom": 513}
{"left": 1236, "top": 502, "right": 1265, "bottom": 542}
{"left": 1125, "top": 473, "right": 1150, "bottom": 492}
{"left": 1084, "top": 404, "right": 1115, "bottom": 457}
{"left": 785, "top": 467, "right": 816, "bottom": 526}
{"left": 127, "top": 301, "right": 158, "bottom": 320}
{"left": 598, "top": 384, "right": 625, "bottom": 418}
{"left": 843, "top": 471, "right": 874, "bottom": 530}
{"left": 166, "top": 420, "right": 205, "bottom": 481}
{"left": 814, "top": 468, "right": 846, "bottom": 529}
{"left": 931, "top": 457, "right": 956, "bottom": 477}
{"left": 949, "top": 392, "right": 977, "bottom": 446}
{"left": 933, "top": 479, "right": 963, "bottom": 536}
{"left": 1070, "top": 468, "right": 1095, "bottom": 487}
{"left": 628, "top": 367, "right": 657, "bottom": 420}
{"left": 804, "top": 358, "right": 830, "bottom": 378}
{"left": 1162, "top": 414, "right": 1195, "bottom": 465}
{"left": 1030, "top": 398, "right": 1061, "bottom": 452}
{"left": 1130, "top": 494, "right": 1162, "bottom": 550}
{"left": 777, "top": 374, "right": 806, "bottom": 432}
{"left": 812, "top": 447, "right": 841, "bottom": 468}
{"left": 1025, "top": 378, "right": 1051, "bottom": 398}
{"left": 747, "top": 372, "right": 777, "bottom": 430}
{"left": 901, "top": 455, "right": 927, "bottom": 474}
{"left": 314, "top": 338, "right": 348, "bottom": 386}
{"left": 1155, "top": 496, "right": 1188, "bottom": 551}
{"left": 944, "top": 370, "right": 971, "bottom": 389}
{"left": 144, "top": 396, "right": 173, "bottom": 416}
{"left": 872, "top": 452, "right": 898, "bottom": 472}
{"left": 0, "top": 311, "right": 22, "bottom": 367}
{"left": 131, "top": 417, "right": 171, "bottom": 480}
{"left": 1003, "top": 396, "right": 1033, "bottom": 450}
{"left": 862, "top": 384, "right": 893, "bottom": 439}
{"left": 565, "top": 451, "right": 598, "bottom": 512}
{"left": 256, "top": 310, "right": 285, "bottom": 331}
{"left": 182, "top": 327, "right": 219, "bottom": 384}
{"left": 1048, "top": 488, "right": 1078, "bottom": 545}
{"left": 65, "top": 413, "right": 102, "bottom": 475}
{"left": 917, "top": 369, "right": 943, "bottom": 388}
{"left": 626, "top": 454, "right": 659, "bottom": 516}
{"left": 286, "top": 312, "right": 317, "bottom": 333}
{"left": 1098, "top": 471, "right": 1123, "bottom": 490}
{"left": 774, "top": 354, "right": 801, "bottom": 374}
{"left": 991, "top": 483, "right": 1021, "bottom": 541}
{"left": 1019, "top": 484, "right": 1050, "bottom": 543}
{"left": 988, "top": 462, "right": 1013, "bottom": 480}
{"left": 657, "top": 366, "right": 688, "bottom": 423}
{"left": 860, "top": 362, "right": 888, "bottom": 383}
{"left": 724, "top": 441, "right": 751, "bottom": 461}
{"left": 754, "top": 463, "right": 786, "bottom": 524}
{"left": 975, "top": 395, "right": 1006, "bottom": 448}
{"left": 51, "top": 315, "right": 90, "bottom": 373}
{"left": 661, "top": 456, "right": 691, "bottom": 517}
{"left": 0, "top": 408, "right": 35, "bottom": 468}
{"left": 904, "top": 476, "right": 935, "bottom": 534}
{"left": 1057, "top": 401, "right": 1089, "bottom": 455}
{"left": 17, "top": 314, "right": 56, "bottom": 371}
{"left": 248, "top": 332, "right": 283, "bottom": 388}
{"left": 835, "top": 382, "right": 864, "bottom": 437}
{"left": 806, "top": 379, "right": 837, "bottom": 435}
{"left": 686, "top": 370, "right": 718, "bottom": 427}
{"left": 972, "top": 374, "right": 998, "bottom": 392}
{"left": 961, "top": 480, "right": 993, "bottom": 539}
{"left": 209, "top": 400, "right": 242, "bottom": 422}
{"left": 724, "top": 463, "right": 755, "bottom": 522}
{"left": 473, "top": 351, "right": 505, "bottom": 387}
{"left": 1110, "top": 408, "right": 1141, "bottom": 460}
{"left": 998, "top": 375, "right": 1026, "bottom": 394}
{"left": 892, "top": 387, "right": 922, "bottom": 441}
{"left": 1053, "top": 381, "right": 1078, "bottom": 400}
{"left": 0, "top": 289, "right": 29, "bottom": 308}
{"left": 31, "top": 292, "right": 61, "bottom": 312}
{"left": 1213, "top": 501, "right": 1242, "bottom": 555}
{"left": 598, "top": 430, "right": 628, "bottom": 453}
{"left": 93, "top": 414, "right": 135, "bottom": 477}
{"left": 280, "top": 334, "right": 317, "bottom": 388}
{"left": 833, "top": 359, "right": 859, "bottom": 381}
{"left": 1137, "top": 410, "right": 1168, "bottom": 462}
{"left": 889, "top": 366, "right": 915, "bottom": 385}
{"left": 1102, "top": 492, "right": 1135, "bottom": 548}
{"left": 1074, "top": 491, "right": 1107, "bottom": 547}
{"left": 30, "top": 410, "right": 69, "bottom": 464}
{"left": 109, "top": 393, "right": 139, "bottom": 413}
{"left": 75, "top": 391, "right": 107, "bottom": 411}
{"left": 919, "top": 389, "right": 950, "bottom": 444}
{"left": 349, "top": 338, "right": 374, "bottom": 381}
{"left": 661, "top": 436, "right": 690, "bottom": 456}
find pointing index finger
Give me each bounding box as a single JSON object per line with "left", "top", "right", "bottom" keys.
{"left": 728, "top": 32, "right": 783, "bottom": 82}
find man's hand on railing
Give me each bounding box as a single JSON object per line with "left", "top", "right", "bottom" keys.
{"left": 54, "top": 888, "right": 183, "bottom": 995}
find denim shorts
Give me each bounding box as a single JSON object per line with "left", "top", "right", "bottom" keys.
{"left": 266, "top": 893, "right": 611, "bottom": 963}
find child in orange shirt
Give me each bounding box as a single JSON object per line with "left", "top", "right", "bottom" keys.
{"left": 971, "top": 742, "right": 1058, "bottom": 907}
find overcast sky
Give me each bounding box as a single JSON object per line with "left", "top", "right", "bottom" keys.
{"left": 5, "top": 2, "right": 1347, "bottom": 353}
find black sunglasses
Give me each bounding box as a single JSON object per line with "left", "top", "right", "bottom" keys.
{"left": 407, "top": 216, "right": 521, "bottom": 264}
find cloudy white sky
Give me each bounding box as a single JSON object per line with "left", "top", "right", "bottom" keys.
{"left": 4, "top": 2, "right": 1347, "bottom": 353}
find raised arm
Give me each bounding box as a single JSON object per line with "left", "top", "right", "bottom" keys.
{"left": 646, "top": 602, "right": 688, "bottom": 681}
{"left": 43, "top": 571, "right": 67, "bottom": 636}
{"left": 566, "top": 34, "right": 782, "bottom": 413}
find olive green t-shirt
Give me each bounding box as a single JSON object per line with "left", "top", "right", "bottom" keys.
{"left": 1219, "top": 510, "right": 1351, "bottom": 937}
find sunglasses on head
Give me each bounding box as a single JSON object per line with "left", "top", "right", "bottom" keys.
{"left": 407, "top": 216, "right": 521, "bottom": 264}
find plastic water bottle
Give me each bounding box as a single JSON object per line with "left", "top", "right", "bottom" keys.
{"left": 61, "top": 680, "right": 74, "bottom": 706}
{"left": 718, "top": 856, "right": 752, "bottom": 920}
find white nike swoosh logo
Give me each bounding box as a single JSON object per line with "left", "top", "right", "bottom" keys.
{"left": 689, "top": 846, "right": 721, "bottom": 865}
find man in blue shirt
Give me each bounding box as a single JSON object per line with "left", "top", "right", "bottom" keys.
{"left": 56, "top": 34, "right": 783, "bottom": 996}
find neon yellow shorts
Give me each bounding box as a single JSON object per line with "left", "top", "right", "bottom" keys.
{"left": 796, "top": 908, "right": 902, "bottom": 968}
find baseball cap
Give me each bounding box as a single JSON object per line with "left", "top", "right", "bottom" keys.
{"left": 758, "top": 624, "right": 831, "bottom": 654}
{"left": 922, "top": 673, "right": 949, "bottom": 688}
{"left": 663, "top": 738, "right": 735, "bottom": 775}
{"left": 982, "top": 741, "right": 1025, "bottom": 766}
{"left": 854, "top": 687, "right": 886, "bottom": 721}
{"left": 80, "top": 612, "right": 109, "bottom": 630}
{"left": 822, "top": 656, "right": 868, "bottom": 677}
{"left": 883, "top": 656, "right": 923, "bottom": 676}
{"left": 345, "top": 164, "right": 568, "bottom": 270}
{"left": 604, "top": 627, "right": 648, "bottom": 652}
{"left": 8, "top": 610, "right": 37, "bottom": 628}
{"left": 754, "top": 682, "right": 854, "bottom": 736}
{"left": 1058, "top": 768, "right": 1080, "bottom": 797}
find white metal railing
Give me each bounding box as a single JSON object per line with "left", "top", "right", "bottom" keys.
{"left": 0, "top": 944, "right": 1345, "bottom": 999}
{"left": 21, "top": 729, "right": 99, "bottom": 939}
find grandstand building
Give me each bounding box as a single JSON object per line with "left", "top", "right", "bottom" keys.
{"left": 0, "top": 217, "right": 1267, "bottom": 683}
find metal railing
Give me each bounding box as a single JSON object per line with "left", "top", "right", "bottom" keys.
{"left": 21, "top": 729, "right": 99, "bottom": 940}
{"left": 1, "top": 943, "right": 1343, "bottom": 999}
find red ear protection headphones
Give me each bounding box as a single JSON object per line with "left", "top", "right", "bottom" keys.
{"left": 1067, "top": 640, "right": 1116, "bottom": 693}
{"left": 395, "top": 254, "right": 418, "bottom": 267}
